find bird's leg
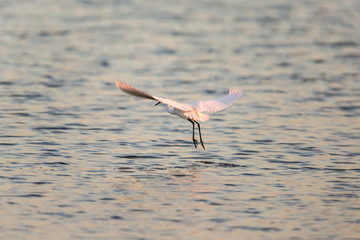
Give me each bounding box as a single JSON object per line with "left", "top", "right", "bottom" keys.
{"left": 188, "top": 119, "right": 198, "bottom": 148}
{"left": 195, "top": 121, "right": 205, "bottom": 150}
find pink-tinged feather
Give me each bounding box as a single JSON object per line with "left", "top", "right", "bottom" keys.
{"left": 115, "top": 81, "right": 155, "bottom": 100}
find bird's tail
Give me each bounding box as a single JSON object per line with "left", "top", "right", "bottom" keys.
{"left": 198, "top": 112, "right": 210, "bottom": 122}
{"left": 185, "top": 111, "right": 210, "bottom": 122}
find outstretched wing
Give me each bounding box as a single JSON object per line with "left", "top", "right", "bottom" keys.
{"left": 115, "top": 81, "right": 193, "bottom": 112}
{"left": 152, "top": 96, "right": 194, "bottom": 112}
{"left": 115, "top": 81, "right": 155, "bottom": 100}
{"left": 190, "top": 88, "right": 243, "bottom": 113}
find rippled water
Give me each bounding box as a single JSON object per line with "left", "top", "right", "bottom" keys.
{"left": 1, "top": 0, "right": 360, "bottom": 239}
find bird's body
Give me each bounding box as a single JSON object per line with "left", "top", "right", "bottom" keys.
{"left": 165, "top": 105, "right": 210, "bottom": 122}
{"left": 115, "top": 81, "right": 243, "bottom": 149}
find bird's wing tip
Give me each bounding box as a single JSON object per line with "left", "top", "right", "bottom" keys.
{"left": 115, "top": 81, "right": 130, "bottom": 90}
{"left": 229, "top": 87, "right": 243, "bottom": 95}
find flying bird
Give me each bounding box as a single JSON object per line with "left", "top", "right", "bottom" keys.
{"left": 115, "top": 81, "right": 243, "bottom": 149}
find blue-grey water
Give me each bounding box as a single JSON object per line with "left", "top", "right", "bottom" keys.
{"left": 1, "top": 0, "right": 360, "bottom": 239}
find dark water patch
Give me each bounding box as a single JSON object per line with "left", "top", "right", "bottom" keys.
{"left": 154, "top": 47, "right": 176, "bottom": 55}
{"left": 194, "top": 199, "right": 208, "bottom": 203}
{"left": 91, "top": 107, "right": 105, "bottom": 111}
{"left": 218, "top": 162, "right": 245, "bottom": 168}
{"left": 115, "top": 154, "right": 162, "bottom": 159}
{"left": 254, "top": 139, "right": 274, "bottom": 143}
{"left": 28, "top": 141, "right": 59, "bottom": 146}
{"left": 199, "top": 161, "right": 216, "bottom": 165}
{"left": 347, "top": 219, "right": 360, "bottom": 224}
{"left": 290, "top": 166, "right": 360, "bottom": 172}
{"left": 40, "top": 148, "right": 59, "bottom": 152}
{"left": 41, "top": 162, "right": 69, "bottom": 165}
{"left": 130, "top": 209, "right": 153, "bottom": 212}
{"left": 249, "top": 42, "right": 299, "bottom": 49}
{"left": 268, "top": 159, "right": 306, "bottom": 165}
{"left": 100, "top": 59, "right": 110, "bottom": 67}
{"left": 81, "top": 127, "right": 104, "bottom": 131}
{"left": 234, "top": 150, "right": 259, "bottom": 156}
{"left": 33, "top": 126, "right": 72, "bottom": 131}
{"left": 38, "top": 30, "right": 69, "bottom": 37}
{"left": 116, "top": 141, "right": 130, "bottom": 146}
{"left": 209, "top": 118, "right": 224, "bottom": 122}
{"left": 45, "top": 112, "right": 78, "bottom": 117}
{"left": 117, "top": 167, "right": 135, "bottom": 173}
{"left": 153, "top": 143, "right": 172, "bottom": 147}
{"left": 279, "top": 142, "right": 304, "bottom": 146}
{"left": 66, "top": 123, "right": 87, "bottom": 127}
{"left": 0, "top": 135, "right": 24, "bottom": 138}
{"left": 78, "top": 199, "right": 96, "bottom": 202}
{"left": 11, "top": 112, "right": 33, "bottom": 117}
{"left": 196, "top": 161, "right": 245, "bottom": 168}
{"left": 242, "top": 209, "right": 262, "bottom": 215}
{"left": 287, "top": 151, "right": 315, "bottom": 157}
{"left": 40, "top": 211, "right": 73, "bottom": 218}
{"left": 322, "top": 199, "right": 342, "bottom": 203}
{"left": 10, "top": 93, "right": 44, "bottom": 98}
{"left": 276, "top": 61, "right": 291, "bottom": 67}
{"left": 230, "top": 226, "right": 281, "bottom": 232}
{"left": 0, "top": 81, "right": 14, "bottom": 85}
{"left": 42, "top": 82, "right": 64, "bottom": 88}
{"left": 194, "top": 191, "right": 215, "bottom": 194}
{"left": 154, "top": 217, "right": 183, "bottom": 223}
{"left": 40, "top": 152, "right": 63, "bottom": 157}
{"left": 336, "top": 53, "right": 360, "bottom": 59}
{"left": 42, "top": 74, "right": 54, "bottom": 80}
{"left": 56, "top": 174, "right": 72, "bottom": 177}
{"left": 253, "top": 105, "right": 280, "bottom": 110}
{"left": 32, "top": 181, "right": 53, "bottom": 185}
{"left": 209, "top": 218, "right": 229, "bottom": 223}
{"left": 100, "top": 197, "right": 116, "bottom": 201}
{"left": 169, "top": 139, "right": 190, "bottom": 145}
{"left": 208, "top": 202, "right": 223, "bottom": 206}
{"left": 339, "top": 105, "right": 360, "bottom": 112}
{"left": 242, "top": 173, "right": 263, "bottom": 176}
{"left": 110, "top": 215, "right": 123, "bottom": 220}
{"left": 204, "top": 89, "right": 216, "bottom": 94}
{"left": 314, "top": 40, "right": 359, "bottom": 48}
{"left": 8, "top": 177, "right": 26, "bottom": 181}
{"left": 135, "top": 174, "right": 172, "bottom": 181}
{"left": 327, "top": 193, "right": 358, "bottom": 198}
{"left": 19, "top": 194, "right": 43, "bottom": 198}
{"left": 332, "top": 161, "right": 358, "bottom": 165}
{"left": 105, "top": 128, "right": 123, "bottom": 132}
{"left": 313, "top": 58, "right": 325, "bottom": 63}
{"left": 58, "top": 204, "right": 73, "bottom": 208}
{"left": 296, "top": 146, "right": 321, "bottom": 152}
{"left": 224, "top": 183, "right": 238, "bottom": 187}
{"left": 0, "top": 142, "right": 17, "bottom": 146}
{"left": 172, "top": 174, "right": 191, "bottom": 177}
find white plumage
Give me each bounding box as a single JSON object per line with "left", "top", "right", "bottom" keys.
{"left": 115, "top": 81, "right": 243, "bottom": 149}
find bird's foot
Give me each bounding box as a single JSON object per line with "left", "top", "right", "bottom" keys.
{"left": 192, "top": 138, "right": 199, "bottom": 148}
{"left": 200, "top": 141, "right": 205, "bottom": 150}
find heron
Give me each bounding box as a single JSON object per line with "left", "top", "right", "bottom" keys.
{"left": 115, "top": 81, "right": 243, "bottom": 149}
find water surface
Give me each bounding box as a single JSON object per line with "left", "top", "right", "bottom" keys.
{"left": 1, "top": 0, "right": 359, "bottom": 239}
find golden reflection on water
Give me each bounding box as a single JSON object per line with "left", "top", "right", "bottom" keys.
{"left": 1, "top": 0, "right": 360, "bottom": 239}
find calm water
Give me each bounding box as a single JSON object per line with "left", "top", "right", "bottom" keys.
{"left": 1, "top": 0, "right": 360, "bottom": 239}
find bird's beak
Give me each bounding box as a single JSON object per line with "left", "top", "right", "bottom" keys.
{"left": 155, "top": 101, "right": 161, "bottom": 106}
